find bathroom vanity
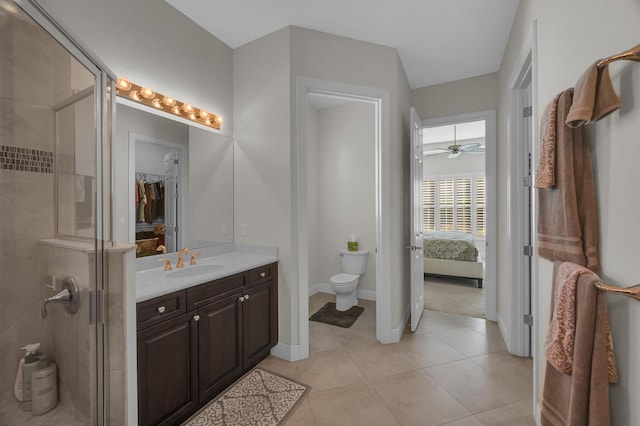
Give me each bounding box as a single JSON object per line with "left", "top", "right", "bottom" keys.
{"left": 135, "top": 246, "right": 278, "bottom": 425}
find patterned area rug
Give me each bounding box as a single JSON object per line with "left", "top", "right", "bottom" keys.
{"left": 309, "top": 302, "right": 364, "bottom": 328}
{"left": 183, "top": 368, "right": 310, "bottom": 426}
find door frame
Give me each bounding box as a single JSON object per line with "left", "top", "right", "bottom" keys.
{"left": 421, "top": 110, "right": 498, "bottom": 321}
{"left": 506, "top": 20, "right": 539, "bottom": 418}
{"left": 294, "top": 77, "right": 391, "bottom": 360}
{"left": 409, "top": 108, "right": 424, "bottom": 331}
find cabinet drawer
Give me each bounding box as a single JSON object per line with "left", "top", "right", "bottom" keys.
{"left": 137, "top": 291, "right": 186, "bottom": 331}
{"left": 249, "top": 263, "right": 276, "bottom": 286}
{"left": 187, "top": 272, "right": 246, "bottom": 311}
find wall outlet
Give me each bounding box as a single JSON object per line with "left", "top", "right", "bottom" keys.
{"left": 240, "top": 224, "right": 247, "bottom": 236}
{"left": 118, "top": 217, "right": 125, "bottom": 226}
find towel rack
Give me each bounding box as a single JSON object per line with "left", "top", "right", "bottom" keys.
{"left": 597, "top": 43, "right": 640, "bottom": 68}
{"left": 595, "top": 281, "right": 640, "bottom": 301}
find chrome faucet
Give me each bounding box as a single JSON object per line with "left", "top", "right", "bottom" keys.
{"left": 176, "top": 248, "right": 190, "bottom": 268}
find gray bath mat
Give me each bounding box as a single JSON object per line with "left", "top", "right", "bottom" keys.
{"left": 309, "top": 302, "right": 364, "bottom": 328}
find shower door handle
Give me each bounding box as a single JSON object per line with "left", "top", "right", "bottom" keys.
{"left": 41, "top": 276, "right": 80, "bottom": 319}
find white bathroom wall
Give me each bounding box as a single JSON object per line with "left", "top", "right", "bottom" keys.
{"left": 308, "top": 101, "right": 376, "bottom": 293}
{"left": 307, "top": 107, "right": 322, "bottom": 289}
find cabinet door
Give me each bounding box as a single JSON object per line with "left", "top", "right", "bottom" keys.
{"left": 137, "top": 311, "right": 198, "bottom": 426}
{"left": 198, "top": 293, "right": 243, "bottom": 403}
{"left": 242, "top": 280, "right": 277, "bottom": 368}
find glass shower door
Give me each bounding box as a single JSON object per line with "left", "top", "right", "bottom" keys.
{"left": 0, "top": 1, "right": 113, "bottom": 424}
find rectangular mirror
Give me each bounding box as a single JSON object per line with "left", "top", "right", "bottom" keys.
{"left": 116, "top": 103, "right": 233, "bottom": 257}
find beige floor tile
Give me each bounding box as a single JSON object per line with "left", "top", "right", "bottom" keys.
{"left": 431, "top": 327, "right": 506, "bottom": 357}
{"left": 467, "top": 319, "right": 501, "bottom": 336}
{"left": 371, "top": 369, "right": 471, "bottom": 426}
{"left": 308, "top": 320, "right": 338, "bottom": 338}
{"left": 295, "top": 349, "right": 367, "bottom": 392}
{"left": 424, "top": 359, "right": 528, "bottom": 414}
{"left": 440, "top": 416, "right": 484, "bottom": 426}
{"left": 284, "top": 398, "right": 317, "bottom": 426}
{"left": 258, "top": 355, "right": 302, "bottom": 380}
{"left": 469, "top": 351, "right": 534, "bottom": 398}
{"left": 424, "top": 277, "right": 485, "bottom": 318}
{"left": 474, "top": 399, "right": 535, "bottom": 426}
{"left": 309, "top": 333, "right": 345, "bottom": 353}
{"left": 308, "top": 383, "right": 400, "bottom": 426}
{"left": 413, "top": 309, "right": 469, "bottom": 333}
{"left": 349, "top": 342, "right": 420, "bottom": 380}
{"left": 395, "top": 331, "right": 466, "bottom": 368}
{"left": 336, "top": 332, "right": 380, "bottom": 353}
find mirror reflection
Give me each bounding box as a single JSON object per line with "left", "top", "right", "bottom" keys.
{"left": 116, "top": 103, "right": 233, "bottom": 257}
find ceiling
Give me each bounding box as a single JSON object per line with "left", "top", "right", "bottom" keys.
{"left": 166, "top": 0, "right": 520, "bottom": 89}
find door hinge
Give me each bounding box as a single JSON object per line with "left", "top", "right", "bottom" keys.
{"left": 174, "top": 159, "right": 178, "bottom": 165}
{"left": 524, "top": 314, "right": 533, "bottom": 326}
{"left": 523, "top": 175, "right": 532, "bottom": 187}
{"left": 523, "top": 106, "right": 532, "bottom": 118}
{"left": 523, "top": 245, "right": 533, "bottom": 257}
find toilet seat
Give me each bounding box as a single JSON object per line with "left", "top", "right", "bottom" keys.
{"left": 330, "top": 273, "right": 358, "bottom": 286}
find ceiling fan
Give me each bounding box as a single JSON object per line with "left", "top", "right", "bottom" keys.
{"left": 423, "top": 125, "right": 485, "bottom": 159}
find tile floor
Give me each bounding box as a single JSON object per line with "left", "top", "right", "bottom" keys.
{"left": 259, "top": 292, "right": 535, "bottom": 426}
{"left": 424, "top": 276, "right": 485, "bottom": 318}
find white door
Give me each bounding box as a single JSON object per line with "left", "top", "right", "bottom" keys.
{"left": 164, "top": 150, "right": 179, "bottom": 252}
{"left": 520, "top": 72, "right": 533, "bottom": 356}
{"left": 410, "top": 107, "right": 425, "bottom": 331}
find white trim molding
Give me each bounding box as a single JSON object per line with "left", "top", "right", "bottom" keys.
{"left": 308, "top": 283, "right": 376, "bottom": 301}
{"left": 270, "top": 343, "right": 302, "bottom": 362}
{"left": 421, "top": 110, "right": 498, "bottom": 322}
{"left": 296, "top": 77, "right": 392, "bottom": 359}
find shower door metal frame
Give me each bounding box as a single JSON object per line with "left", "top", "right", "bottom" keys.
{"left": 13, "top": 1, "right": 117, "bottom": 424}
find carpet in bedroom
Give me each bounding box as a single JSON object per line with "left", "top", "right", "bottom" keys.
{"left": 424, "top": 275, "right": 485, "bottom": 318}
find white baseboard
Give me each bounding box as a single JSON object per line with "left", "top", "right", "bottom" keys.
{"left": 308, "top": 283, "right": 376, "bottom": 301}
{"left": 391, "top": 303, "right": 410, "bottom": 342}
{"left": 270, "top": 342, "right": 303, "bottom": 362}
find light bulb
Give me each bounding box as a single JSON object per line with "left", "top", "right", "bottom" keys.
{"left": 204, "top": 118, "right": 211, "bottom": 126}
{"left": 171, "top": 105, "right": 180, "bottom": 114}
{"left": 216, "top": 116, "right": 223, "bottom": 124}
{"left": 151, "top": 99, "right": 162, "bottom": 108}
{"left": 140, "top": 87, "right": 155, "bottom": 99}
{"left": 129, "top": 91, "right": 140, "bottom": 101}
{"left": 116, "top": 77, "right": 131, "bottom": 91}
{"left": 162, "top": 96, "right": 176, "bottom": 106}
{"left": 182, "top": 103, "right": 194, "bottom": 113}
{"left": 188, "top": 112, "right": 197, "bottom": 120}
{"left": 199, "top": 110, "right": 210, "bottom": 119}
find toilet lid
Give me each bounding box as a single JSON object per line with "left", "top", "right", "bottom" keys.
{"left": 330, "top": 273, "right": 358, "bottom": 285}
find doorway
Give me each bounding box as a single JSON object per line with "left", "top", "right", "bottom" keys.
{"left": 295, "top": 78, "right": 391, "bottom": 361}
{"left": 420, "top": 111, "right": 498, "bottom": 322}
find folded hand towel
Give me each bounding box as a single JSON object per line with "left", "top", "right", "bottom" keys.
{"left": 541, "top": 262, "right": 618, "bottom": 426}
{"left": 537, "top": 90, "right": 599, "bottom": 272}
{"left": 566, "top": 62, "right": 621, "bottom": 127}
{"left": 535, "top": 93, "right": 561, "bottom": 189}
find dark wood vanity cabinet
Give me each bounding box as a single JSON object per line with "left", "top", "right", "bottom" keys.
{"left": 136, "top": 262, "right": 278, "bottom": 426}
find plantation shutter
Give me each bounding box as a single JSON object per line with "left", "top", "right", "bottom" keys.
{"left": 455, "top": 177, "right": 472, "bottom": 233}
{"left": 439, "top": 178, "right": 454, "bottom": 231}
{"left": 422, "top": 179, "right": 435, "bottom": 232}
{"left": 476, "top": 176, "right": 486, "bottom": 236}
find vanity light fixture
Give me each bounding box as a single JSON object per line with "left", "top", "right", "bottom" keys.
{"left": 115, "top": 77, "right": 221, "bottom": 130}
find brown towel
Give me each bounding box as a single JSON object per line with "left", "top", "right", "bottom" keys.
{"left": 566, "top": 62, "right": 621, "bottom": 127}
{"left": 541, "top": 262, "right": 618, "bottom": 426}
{"left": 545, "top": 262, "right": 617, "bottom": 381}
{"left": 535, "top": 93, "right": 561, "bottom": 189}
{"left": 537, "top": 90, "right": 599, "bottom": 272}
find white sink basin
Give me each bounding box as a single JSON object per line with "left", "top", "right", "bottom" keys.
{"left": 167, "top": 264, "right": 224, "bottom": 279}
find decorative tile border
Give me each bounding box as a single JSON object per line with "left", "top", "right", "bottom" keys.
{"left": 0, "top": 145, "right": 54, "bottom": 173}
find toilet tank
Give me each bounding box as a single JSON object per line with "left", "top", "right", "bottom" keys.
{"left": 339, "top": 249, "right": 369, "bottom": 275}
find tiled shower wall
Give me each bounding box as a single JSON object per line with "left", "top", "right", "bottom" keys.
{"left": 0, "top": 6, "right": 85, "bottom": 414}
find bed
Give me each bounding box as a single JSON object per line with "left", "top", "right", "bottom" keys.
{"left": 423, "top": 231, "right": 484, "bottom": 288}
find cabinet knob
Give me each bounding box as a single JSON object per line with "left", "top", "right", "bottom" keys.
{"left": 239, "top": 296, "right": 245, "bottom": 302}
{"left": 157, "top": 306, "right": 166, "bottom": 313}
{"left": 260, "top": 272, "right": 266, "bottom": 278}
{"left": 244, "top": 294, "right": 250, "bottom": 300}
{"left": 193, "top": 315, "right": 200, "bottom": 322}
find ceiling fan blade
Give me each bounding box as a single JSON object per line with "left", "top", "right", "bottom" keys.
{"left": 448, "top": 152, "right": 461, "bottom": 159}
{"left": 459, "top": 143, "right": 481, "bottom": 151}
{"left": 424, "top": 150, "right": 448, "bottom": 156}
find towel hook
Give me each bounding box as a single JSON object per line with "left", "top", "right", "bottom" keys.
{"left": 595, "top": 281, "right": 640, "bottom": 301}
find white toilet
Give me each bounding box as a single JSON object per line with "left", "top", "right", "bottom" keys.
{"left": 330, "top": 249, "right": 369, "bottom": 311}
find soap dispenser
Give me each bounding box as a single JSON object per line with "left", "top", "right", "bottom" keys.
{"left": 20, "top": 343, "right": 41, "bottom": 411}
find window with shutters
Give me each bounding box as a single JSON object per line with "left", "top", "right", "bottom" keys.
{"left": 422, "top": 174, "right": 486, "bottom": 236}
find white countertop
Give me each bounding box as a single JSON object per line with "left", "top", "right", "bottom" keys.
{"left": 135, "top": 244, "right": 278, "bottom": 302}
